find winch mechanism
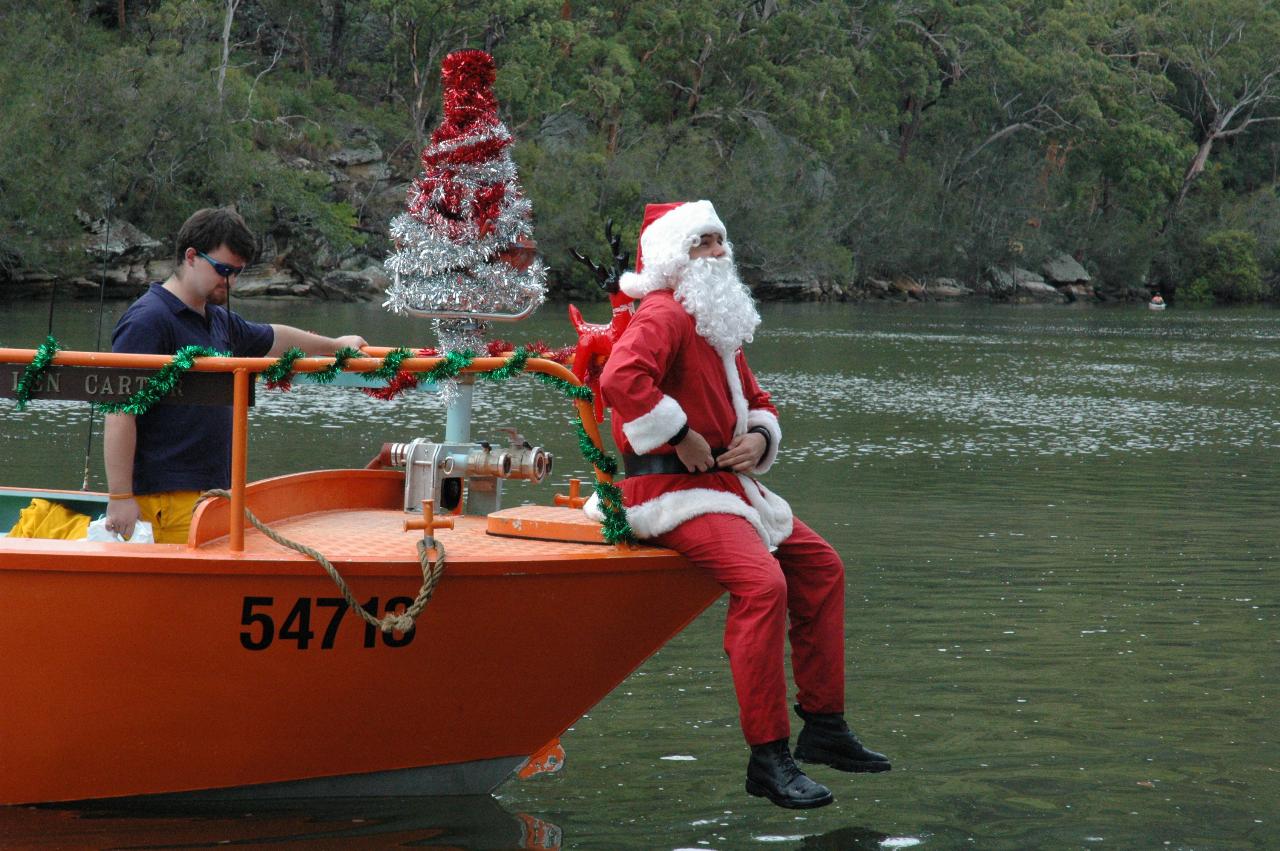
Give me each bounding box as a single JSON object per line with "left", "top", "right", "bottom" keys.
{"left": 378, "top": 428, "right": 552, "bottom": 516}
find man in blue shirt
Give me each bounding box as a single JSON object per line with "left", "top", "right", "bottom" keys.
{"left": 103, "top": 207, "right": 367, "bottom": 543}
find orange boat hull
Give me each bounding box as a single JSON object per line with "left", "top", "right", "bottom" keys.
{"left": 0, "top": 471, "right": 722, "bottom": 805}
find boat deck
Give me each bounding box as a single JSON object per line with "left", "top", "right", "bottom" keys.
{"left": 1, "top": 471, "right": 683, "bottom": 577}
{"left": 195, "top": 506, "right": 670, "bottom": 570}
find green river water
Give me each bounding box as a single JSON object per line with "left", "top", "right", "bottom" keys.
{"left": 0, "top": 299, "right": 1275, "bottom": 849}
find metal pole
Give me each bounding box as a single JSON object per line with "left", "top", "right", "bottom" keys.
{"left": 230, "top": 368, "right": 250, "bottom": 552}
{"left": 444, "top": 375, "right": 474, "bottom": 444}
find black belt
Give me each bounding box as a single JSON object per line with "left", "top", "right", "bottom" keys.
{"left": 623, "top": 450, "right": 727, "bottom": 477}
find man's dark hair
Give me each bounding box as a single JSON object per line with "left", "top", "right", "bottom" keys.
{"left": 173, "top": 207, "right": 257, "bottom": 266}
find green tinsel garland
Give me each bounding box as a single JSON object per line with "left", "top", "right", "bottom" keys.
{"left": 371, "top": 347, "right": 415, "bottom": 383}
{"left": 592, "top": 479, "right": 633, "bottom": 544}
{"left": 533, "top": 372, "right": 594, "bottom": 402}
{"left": 574, "top": 423, "right": 632, "bottom": 543}
{"left": 421, "top": 350, "right": 474, "bottom": 385}
{"left": 478, "top": 346, "right": 530, "bottom": 383}
{"left": 260, "top": 347, "right": 305, "bottom": 389}
{"left": 263, "top": 347, "right": 372, "bottom": 389}
{"left": 13, "top": 335, "right": 60, "bottom": 412}
{"left": 311, "top": 347, "right": 367, "bottom": 383}
{"left": 575, "top": 422, "right": 618, "bottom": 476}
{"left": 95, "top": 345, "right": 227, "bottom": 415}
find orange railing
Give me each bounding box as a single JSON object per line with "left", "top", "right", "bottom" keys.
{"left": 0, "top": 348, "right": 612, "bottom": 552}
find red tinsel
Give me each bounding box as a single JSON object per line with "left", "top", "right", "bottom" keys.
{"left": 439, "top": 50, "right": 498, "bottom": 132}
{"left": 363, "top": 370, "right": 420, "bottom": 401}
{"left": 421, "top": 135, "right": 511, "bottom": 170}
{"left": 483, "top": 339, "right": 572, "bottom": 364}
{"left": 404, "top": 49, "right": 519, "bottom": 237}
{"left": 473, "top": 184, "right": 506, "bottom": 237}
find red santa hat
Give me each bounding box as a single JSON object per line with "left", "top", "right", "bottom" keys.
{"left": 618, "top": 200, "right": 728, "bottom": 299}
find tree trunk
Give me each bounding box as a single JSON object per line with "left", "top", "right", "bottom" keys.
{"left": 326, "top": 0, "right": 348, "bottom": 76}
{"left": 897, "top": 94, "right": 921, "bottom": 162}
{"left": 1159, "top": 134, "right": 1215, "bottom": 235}
{"left": 217, "top": 0, "right": 241, "bottom": 107}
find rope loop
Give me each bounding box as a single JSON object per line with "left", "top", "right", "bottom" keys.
{"left": 200, "top": 489, "right": 446, "bottom": 633}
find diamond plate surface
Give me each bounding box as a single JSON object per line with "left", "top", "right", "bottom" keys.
{"left": 198, "top": 506, "right": 675, "bottom": 567}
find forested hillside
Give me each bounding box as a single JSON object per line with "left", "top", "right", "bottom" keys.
{"left": 3, "top": 1, "right": 1280, "bottom": 303}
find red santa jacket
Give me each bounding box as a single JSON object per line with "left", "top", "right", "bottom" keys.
{"left": 596, "top": 290, "right": 793, "bottom": 547}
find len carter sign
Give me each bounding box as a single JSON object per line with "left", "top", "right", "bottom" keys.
{"left": 2, "top": 365, "right": 249, "bottom": 407}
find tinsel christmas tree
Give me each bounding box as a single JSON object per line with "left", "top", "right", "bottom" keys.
{"left": 384, "top": 50, "right": 546, "bottom": 353}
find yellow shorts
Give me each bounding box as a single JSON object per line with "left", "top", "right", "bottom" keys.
{"left": 135, "top": 490, "right": 202, "bottom": 545}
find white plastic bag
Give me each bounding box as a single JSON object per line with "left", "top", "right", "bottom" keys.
{"left": 86, "top": 516, "right": 155, "bottom": 544}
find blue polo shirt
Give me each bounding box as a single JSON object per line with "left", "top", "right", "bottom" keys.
{"left": 112, "top": 283, "right": 275, "bottom": 494}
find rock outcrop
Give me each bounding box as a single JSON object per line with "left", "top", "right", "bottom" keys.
{"left": 1042, "top": 251, "right": 1096, "bottom": 301}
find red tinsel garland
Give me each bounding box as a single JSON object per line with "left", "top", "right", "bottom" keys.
{"left": 439, "top": 50, "right": 498, "bottom": 132}
{"left": 362, "top": 370, "right": 420, "bottom": 401}
{"left": 486, "top": 339, "right": 573, "bottom": 364}
{"left": 421, "top": 135, "right": 511, "bottom": 170}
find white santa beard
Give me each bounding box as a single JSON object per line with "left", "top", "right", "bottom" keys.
{"left": 673, "top": 257, "right": 762, "bottom": 356}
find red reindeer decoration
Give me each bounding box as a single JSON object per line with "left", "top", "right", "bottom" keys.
{"left": 568, "top": 221, "right": 634, "bottom": 422}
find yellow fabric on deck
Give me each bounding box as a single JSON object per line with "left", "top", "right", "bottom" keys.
{"left": 6, "top": 498, "right": 91, "bottom": 540}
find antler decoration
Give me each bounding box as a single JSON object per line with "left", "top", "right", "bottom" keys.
{"left": 570, "top": 219, "right": 629, "bottom": 293}
{"left": 568, "top": 220, "right": 635, "bottom": 422}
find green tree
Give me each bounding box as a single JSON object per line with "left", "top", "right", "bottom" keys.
{"left": 1139, "top": 0, "right": 1280, "bottom": 231}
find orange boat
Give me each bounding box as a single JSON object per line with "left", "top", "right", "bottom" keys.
{"left": 0, "top": 346, "right": 722, "bottom": 805}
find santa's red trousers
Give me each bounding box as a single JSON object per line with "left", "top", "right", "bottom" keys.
{"left": 655, "top": 514, "right": 846, "bottom": 745}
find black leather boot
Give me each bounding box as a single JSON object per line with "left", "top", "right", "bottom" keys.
{"left": 745, "top": 739, "right": 834, "bottom": 809}
{"left": 793, "top": 704, "right": 892, "bottom": 773}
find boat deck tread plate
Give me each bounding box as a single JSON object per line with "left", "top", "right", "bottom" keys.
{"left": 194, "top": 504, "right": 660, "bottom": 566}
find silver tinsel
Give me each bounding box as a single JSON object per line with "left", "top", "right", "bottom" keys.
{"left": 435, "top": 319, "right": 487, "bottom": 356}
{"left": 383, "top": 122, "right": 547, "bottom": 352}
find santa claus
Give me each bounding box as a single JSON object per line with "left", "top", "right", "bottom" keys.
{"left": 593, "top": 201, "right": 891, "bottom": 809}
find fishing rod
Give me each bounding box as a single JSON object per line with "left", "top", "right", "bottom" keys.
{"left": 44, "top": 267, "right": 57, "bottom": 337}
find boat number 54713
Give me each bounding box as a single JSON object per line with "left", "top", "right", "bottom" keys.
{"left": 239, "top": 596, "right": 416, "bottom": 650}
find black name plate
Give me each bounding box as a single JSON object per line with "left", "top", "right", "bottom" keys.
{"left": 1, "top": 365, "right": 253, "bottom": 407}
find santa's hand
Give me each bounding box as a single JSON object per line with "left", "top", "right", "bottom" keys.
{"left": 717, "top": 432, "right": 767, "bottom": 473}
{"left": 674, "top": 428, "right": 715, "bottom": 472}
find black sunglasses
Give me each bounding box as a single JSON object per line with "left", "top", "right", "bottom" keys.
{"left": 196, "top": 251, "right": 245, "bottom": 279}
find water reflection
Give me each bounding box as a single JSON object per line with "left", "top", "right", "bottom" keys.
{"left": 0, "top": 796, "right": 560, "bottom": 849}
{"left": 792, "top": 825, "right": 908, "bottom": 848}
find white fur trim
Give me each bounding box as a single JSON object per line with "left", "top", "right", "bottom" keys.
{"left": 625, "top": 488, "right": 772, "bottom": 546}
{"left": 582, "top": 490, "right": 604, "bottom": 521}
{"left": 621, "top": 394, "right": 687, "bottom": 454}
{"left": 722, "top": 351, "right": 748, "bottom": 437}
{"left": 640, "top": 201, "right": 726, "bottom": 272}
{"left": 621, "top": 201, "right": 728, "bottom": 299}
{"left": 619, "top": 270, "right": 664, "bottom": 299}
{"left": 625, "top": 480, "right": 793, "bottom": 550}
{"left": 736, "top": 474, "right": 793, "bottom": 545}
{"left": 746, "top": 409, "right": 781, "bottom": 474}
